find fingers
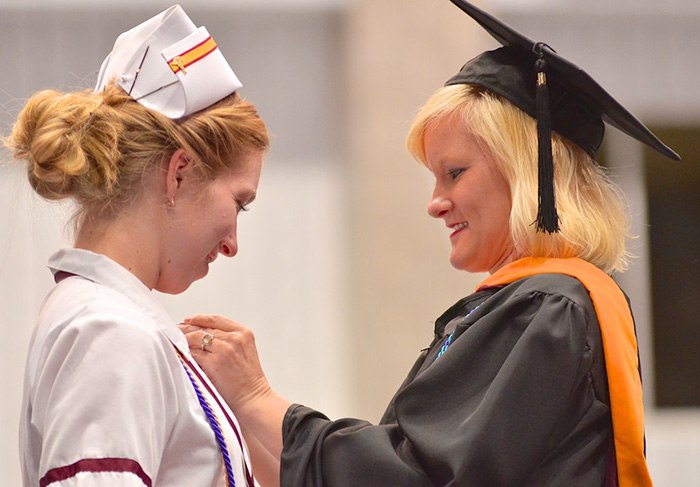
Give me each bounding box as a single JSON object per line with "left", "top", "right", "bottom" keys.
{"left": 182, "top": 328, "right": 217, "bottom": 353}
{"left": 179, "top": 323, "right": 255, "bottom": 356}
{"left": 178, "top": 323, "right": 202, "bottom": 335}
{"left": 178, "top": 316, "right": 259, "bottom": 370}
{"left": 182, "top": 314, "right": 243, "bottom": 332}
{"left": 176, "top": 319, "right": 272, "bottom": 412}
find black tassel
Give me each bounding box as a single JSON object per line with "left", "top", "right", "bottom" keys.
{"left": 534, "top": 43, "right": 559, "bottom": 233}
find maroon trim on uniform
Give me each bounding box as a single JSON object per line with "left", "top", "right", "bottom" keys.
{"left": 53, "top": 271, "right": 77, "bottom": 283}
{"left": 178, "top": 352, "right": 255, "bottom": 487}
{"left": 40, "top": 458, "right": 151, "bottom": 487}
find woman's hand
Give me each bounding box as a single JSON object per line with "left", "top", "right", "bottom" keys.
{"left": 179, "top": 315, "right": 290, "bottom": 461}
{"left": 180, "top": 315, "right": 271, "bottom": 415}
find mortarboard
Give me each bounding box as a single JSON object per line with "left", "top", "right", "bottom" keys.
{"left": 94, "top": 5, "right": 242, "bottom": 119}
{"left": 445, "top": 0, "right": 680, "bottom": 233}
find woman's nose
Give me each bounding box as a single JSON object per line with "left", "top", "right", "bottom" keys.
{"left": 427, "top": 195, "right": 451, "bottom": 219}
{"left": 219, "top": 233, "right": 238, "bottom": 258}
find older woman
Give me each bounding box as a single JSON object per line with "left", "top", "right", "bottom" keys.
{"left": 182, "top": 1, "right": 678, "bottom": 486}
{"left": 6, "top": 6, "right": 271, "bottom": 487}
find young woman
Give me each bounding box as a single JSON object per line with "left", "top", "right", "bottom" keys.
{"left": 6, "top": 6, "right": 270, "bottom": 486}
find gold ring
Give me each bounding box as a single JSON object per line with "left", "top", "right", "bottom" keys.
{"left": 201, "top": 332, "right": 214, "bottom": 351}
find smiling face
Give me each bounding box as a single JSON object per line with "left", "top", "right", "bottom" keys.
{"left": 425, "top": 112, "right": 518, "bottom": 274}
{"left": 156, "top": 149, "right": 264, "bottom": 294}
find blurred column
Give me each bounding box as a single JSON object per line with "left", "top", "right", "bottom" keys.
{"left": 343, "top": 0, "right": 489, "bottom": 420}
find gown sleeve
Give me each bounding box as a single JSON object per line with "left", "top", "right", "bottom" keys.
{"left": 280, "top": 276, "right": 611, "bottom": 486}
{"left": 30, "top": 314, "right": 179, "bottom": 486}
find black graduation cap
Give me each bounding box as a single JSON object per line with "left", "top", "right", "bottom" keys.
{"left": 445, "top": 0, "right": 681, "bottom": 233}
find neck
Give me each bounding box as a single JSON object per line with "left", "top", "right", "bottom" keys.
{"left": 74, "top": 209, "right": 161, "bottom": 290}
{"left": 488, "top": 247, "right": 523, "bottom": 275}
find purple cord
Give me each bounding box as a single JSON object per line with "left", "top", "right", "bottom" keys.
{"left": 179, "top": 356, "right": 236, "bottom": 487}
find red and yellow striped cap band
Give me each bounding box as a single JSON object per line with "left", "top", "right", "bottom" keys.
{"left": 168, "top": 36, "right": 218, "bottom": 74}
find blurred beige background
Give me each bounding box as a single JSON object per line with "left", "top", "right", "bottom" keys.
{"left": 2, "top": 0, "right": 699, "bottom": 485}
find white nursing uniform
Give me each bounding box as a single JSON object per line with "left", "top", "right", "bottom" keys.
{"left": 21, "top": 248, "right": 255, "bottom": 487}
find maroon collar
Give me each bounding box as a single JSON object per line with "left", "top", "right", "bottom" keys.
{"left": 53, "top": 271, "right": 76, "bottom": 283}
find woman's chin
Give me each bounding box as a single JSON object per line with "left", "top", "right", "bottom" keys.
{"left": 155, "top": 275, "right": 199, "bottom": 295}
{"left": 449, "top": 254, "right": 487, "bottom": 274}
{"left": 449, "top": 253, "right": 472, "bottom": 272}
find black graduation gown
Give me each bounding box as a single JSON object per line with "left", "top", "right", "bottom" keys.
{"left": 281, "top": 274, "right": 613, "bottom": 486}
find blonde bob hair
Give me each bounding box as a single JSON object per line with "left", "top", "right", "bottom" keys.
{"left": 5, "top": 83, "right": 269, "bottom": 227}
{"left": 406, "top": 84, "right": 630, "bottom": 274}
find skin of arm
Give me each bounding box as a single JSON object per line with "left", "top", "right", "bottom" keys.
{"left": 242, "top": 424, "right": 281, "bottom": 487}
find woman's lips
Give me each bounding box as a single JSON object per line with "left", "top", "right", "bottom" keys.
{"left": 449, "top": 221, "right": 468, "bottom": 238}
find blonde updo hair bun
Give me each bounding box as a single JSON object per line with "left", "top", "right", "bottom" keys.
{"left": 7, "top": 88, "right": 123, "bottom": 202}
{"left": 5, "top": 82, "right": 269, "bottom": 225}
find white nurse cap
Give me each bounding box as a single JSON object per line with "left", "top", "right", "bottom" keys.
{"left": 94, "top": 4, "right": 242, "bottom": 119}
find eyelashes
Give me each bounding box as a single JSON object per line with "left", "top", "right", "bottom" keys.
{"left": 447, "top": 168, "right": 465, "bottom": 180}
